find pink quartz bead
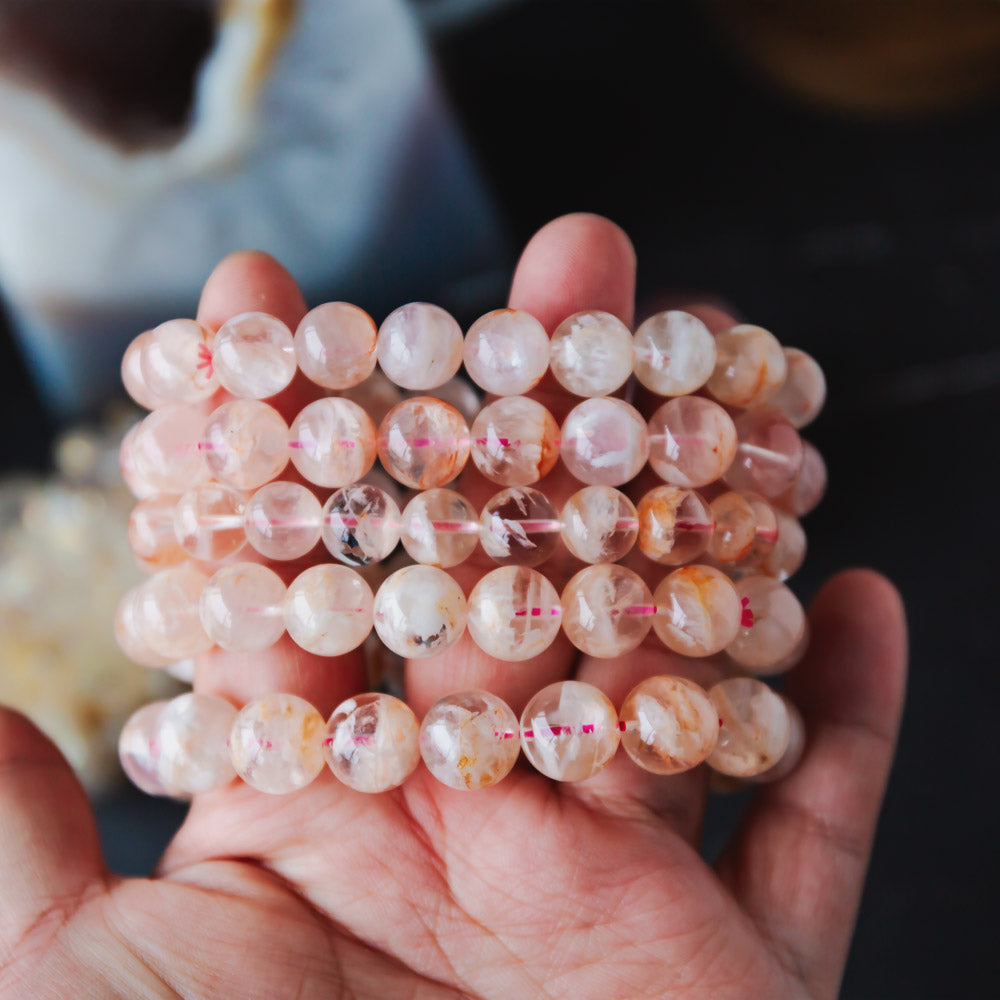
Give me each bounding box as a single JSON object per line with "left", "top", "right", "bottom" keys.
{"left": 114, "top": 587, "right": 173, "bottom": 668}
{"left": 128, "top": 494, "right": 186, "bottom": 572}
{"left": 560, "top": 486, "right": 638, "bottom": 564}
{"left": 633, "top": 310, "right": 717, "bottom": 396}
{"left": 774, "top": 440, "right": 827, "bottom": 516}
{"left": 212, "top": 311, "right": 296, "bottom": 399}
{"left": 122, "top": 331, "right": 166, "bottom": 409}
{"left": 202, "top": 399, "right": 290, "bottom": 490}
{"left": 733, "top": 492, "right": 779, "bottom": 570}
{"left": 400, "top": 489, "right": 479, "bottom": 567}
{"left": 173, "top": 483, "right": 247, "bottom": 562}
{"left": 426, "top": 375, "right": 482, "bottom": 424}
{"left": 706, "top": 491, "right": 756, "bottom": 563}
{"left": 341, "top": 368, "right": 404, "bottom": 429}
{"left": 637, "top": 486, "right": 714, "bottom": 565}
{"left": 119, "top": 701, "right": 177, "bottom": 796}
{"left": 200, "top": 562, "right": 287, "bottom": 652}
{"left": 288, "top": 397, "right": 377, "bottom": 488}
{"left": 724, "top": 410, "right": 804, "bottom": 499}
{"left": 561, "top": 398, "right": 649, "bottom": 487}
{"left": 520, "top": 680, "right": 621, "bottom": 782}
{"left": 294, "top": 302, "right": 378, "bottom": 390}
{"left": 120, "top": 423, "right": 157, "bottom": 498}
{"left": 706, "top": 324, "right": 787, "bottom": 408}
{"left": 727, "top": 575, "right": 807, "bottom": 675}
{"left": 373, "top": 565, "right": 467, "bottom": 659}
{"left": 648, "top": 396, "right": 738, "bottom": 488}
{"left": 652, "top": 565, "right": 742, "bottom": 656}
{"left": 467, "top": 566, "right": 562, "bottom": 661}
{"left": 131, "top": 405, "right": 211, "bottom": 495}
{"left": 283, "top": 564, "right": 374, "bottom": 656}
{"left": 324, "top": 693, "right": 420, "bottom": 793}
{"left": 561, "top": 564, "right": 654, "bottom": 658}
{"left": 619, "top": 676, "right": 719, "bottom": 774}
{"left": 463, "top": 308, "right": 550, "bottom": 395}
{"left": 157, "top": 693, "right": 237, "bottom": 794}
{"left": 244, "top": 481, "right": 322, "bottom": 561}
{"left": 707, "top": 677, "right": 794, "bottom": 778}
{"left": 376, "top": 302, "right": 464, "bottom": 390}
{"left": 229, "top": 693, "right": 326, "bottom": 794}
{"left": 769, "top": 347, "right": 826, "bottom": 429}
{"left": 420, "top": 691, "right": 521, "bottom": 790}
{"left": 760, "top": 510, "right": 807, "bottom": 581}
{"left": 549, "top": 310, "right": 634, "bottom": 397}
{"left": 479, "top": 486, "right": 561, "bottom": 568}
{"left": 470, "top": 396, "right": 560, "bottom": 487}
{"left": 140, "top": 318, "right": 217, "bottom": 404}
{"left": 322, "top": 485, "right": 401, "bottom": 566}
{"left": 134, "top": 564, "right": 213, "bottom": 660}
{"left": 377, "top": 396, "right": 470, "bottom": 489}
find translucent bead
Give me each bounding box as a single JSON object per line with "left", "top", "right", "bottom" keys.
{"left": 463, "top": 308, "right": 550, "bottom": 395}
{"left": 479, "top": 487, "right": 561, "bottom": 568}
{"left": 561, "top": 486, "right": 638, "bottom": 564}
{"left": 114, "top": 588, "right": 173, "bottom": 668}
{"left": 212, "top": 311, "right": 296, "bottom": 399}
{"left": 652, "top": 565, "right": 742, "bottom": 656}
{"left": 134, "top": 564, "right": 213, "bottom": 660}
{"left": 400, "top": 489, "right": 478, "bottom": 567}
{"left": 340, "top": 368, "right": 404, "bottom": 428}
{"left": 470, "top": 396, "right": 560, "bottom": 486}
{"left": 200, "top": 562, "right": 287, "bottom": 652}
{"left": 706, "top": 491, "right": 755, "bottom": 563}
{"left": 636, "top": 486, "right": 713, "bottom": 565}
{"left": 294, "top": 302, "right": 377, "bottom": 389}
{"left": 131, "top": 405, "right": 211, "bottom": 494}
{"left": 428, "top": 375, "right": 482, "bottom": 424}
{"left": 288, "top": 397, "right": 377, "bottom": 488}
{"left": 549, "top": 310, "right": 634, "bottom": 397}
{"left": 647, "top": 396, "right": 738, "bottom": 488}
{"left": 322, "top": 485, "right": 401, "bottom": 566}
{"left": 769, "top": 347, "right": 826, "bottom": 429}
{"left": 727, "top": 575, "right": 807, "bottom": 674}
{"left": 323, "top": 693, "right": 420, "bottom": 792}
{"left": 633, "top": 310, "right": 716, "bottom": 396}
{"left": 774, "top": 440, "right": 827, "bottom": 516}
{"left": 140, "top": 318, "right": 217, "bottom": 404}
{"left": 202, "top": 400, "right": 289, "bottom": 490}
{"left": 706, "top": 324, "right": 787, "bottom": 408}
{"left": 378, "top": 397, "right": 470, "bottom": 489}
{"left": 619, "top": 676, "right": 718, "bottom": 774}
{"left": 376, "top": 302, "right": 464, "bottom": 390}
{"left": 119, "top": 423, "right": 157, "bottom": 498}
{"left": 520, "top": 680, "right": 620, "bottom": 782}
{"left": 420, "top": 691, "right": 520, "bottom": 790}
{"left": 244, "top": 481, "right": 322, "bottom": 561}
{"left": 724, "top": 410, "right": 804, "bottom": 499}
{"left": 561, "top": 564, "right": 654, "bottom": 658}
{"left": 128, "top": 494, "right": 185, "bottom": 572}
{"left": 561, "top": 398, "right": 649, "bottom": 487}
{"left": 734, "top": 493, "right": 779, "bottom": 570}
{"left": 467, "top": 566, "right": 562, "bottom": 661}
{"left": 373, "top": 565, "right": 467, "bottom": 659}
{"left": 119, "top": 701, "right": 176, "bottom": 796}
{"left": 173, "top": 483, "right": 247, "bottom": 562}
{"left": 157, "top": 693, "right": 237, "bottom": 794}
{"left": 229, "top": 693, "right": 326, "bottom": 794}
{"left": 283, "top": 564, "right": 374, "bottom": 656}
{"left": 121, "top": 331, "right": 165, "bottom": 409}
{"left": 760, "top": 510, "right": 806, "bottom": 581}
{"left": 707, "top": 677, "right": 793, "bottom": 778}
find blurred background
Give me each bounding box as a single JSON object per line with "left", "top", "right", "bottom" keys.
{"left": 1, "top": 1, "right": 997, "bottom": 996}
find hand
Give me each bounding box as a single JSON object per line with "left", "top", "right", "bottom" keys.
{"left": 0, "top": 214, "right": 907, "bottom": 1000}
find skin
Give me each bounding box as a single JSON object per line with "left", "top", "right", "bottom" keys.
{"left": 0, "top": 214, "right": 907, "bottom": 999}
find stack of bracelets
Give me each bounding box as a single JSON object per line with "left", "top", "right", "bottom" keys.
{"left": 115, "top": 302, "right": 826, "bottom": 796}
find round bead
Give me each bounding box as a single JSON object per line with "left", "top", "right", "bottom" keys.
{"left": 200, "top": 563, "right": 287, "bottom": 652}
{"left": 243, "top": 481, "right": 322, "bottom": 561}
{"left": 202, "top": 400, "right": 290, "bottom": 490}
{"left": 324, "top": 693, "right": 420, "bottom": 793}
{"left": 173, "top": 483, "right": 247, "bottom": 562}
{"left": 561, "top": 398, "right": 649, "bottom": 487}
{"left": 119, "top": 422, "right": 156, "bottom": 498}
{"left": 399, "top": 489, "right": 479, "bottom": 567}
{"left": 775, "top": 441, "right": 827, "bottom": 516}
{"left": 561, "top": 564, "right": 654, "bottom": 658}
{"left": 340, "top": 368, "right": 404, "bottom": 428}
{"left": 619, "top": 676, "right": 718, "bottom": 774}
{"left": 647, "top": 396, "right": 738, "bottom": 488}
{"left": 157, "top": 693, "right": 237, "bottom": 794}
{"left": 560, "top": 486, "right": 638, "bottom": 564}
{"left": 520, "top": 680, "right": 620, "bottom": 782}
{"left": 294, "top": 302, "right": 377, "bottom": 389}
{"left": 652, "top": 565, "right": 742, "bottom": 656}
{"left": 463, "top": 309, "right": 549, "bottom": 395}
{"left": 373, "top": 565, "right": 467, "bottom": 659}
{"left": 128, "top": 494, "right": 186, "bottom": 571}
{"left": 479, "top": 487, "right": 561, "bottom": 568}
{"left": 119, "top": 701, "right": 176, "bottom": 796}
{"left": 420, "top": 691, "right": 520, "bottom": 790}
{"left": 549, "top": 310, "right": 634, "bottom": 397}
{"left": 430, "top": 375, "right": 482, "bottom": 424}
{"left": 131, "top": 405, "right": 212, "bottom": 494}
{"left": 706, "top": 491, "right": 756, "bottom": 563}
{"left": 636, "top": 486, "right": 713, "bottom": 565}
{"left": 322, "top": 485, "right": 401, "bottom": 566}
{"left": 288, "top": 397, "right": 377, "bottom": 488}
{"left": 769, "top": 347, "right": 826, "bottom": 429}
{"left": 633, "top": 310, "right": 716, "bottom": 396}
{"left": 735, "top": 492, "right": 779, "bottom": 570}
{"left": 706, "top": 324, "right": 787, "bottom": 408}
{"left": 724, "top": 410, "right": 804, "bottom": 499}
{"left": 727, "top": 575, "right": 807, "bottom": 674}
{"left": 467, "top": 566, "right": 562, "bottom": 661}
{"left": 229, "top": 694, "right": 326, "bottom": 794}
{"left": 376, "top": 302, "right": 464, "bottom": 390}
{"left": 707, "top": 677, "right": 793, "bottom": 778}
{"left": 470, "top": 396, "right": 560, "bottom": 486}
{"left": 760, "top": 510, "right": 806, "bottom": 581}
{"left": 114, "top": 587, "right": 173, "bottom": 668}
{"left": 283, "top": 564, "right": 374, "bottom": 656}
{"left": 212, "top": 312, "right": 296, "bottom": 399}
{"left": 122, "top": 331, "right": 165, "bottom": 409}
{"left": 377, "top": 397, "right": 470, "bottom": 489}
{"left": 134, "top": 564, "right": 213, "bottom": 660}
{"left": 140, "top": 318, "right": 217, "bottom": 404}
